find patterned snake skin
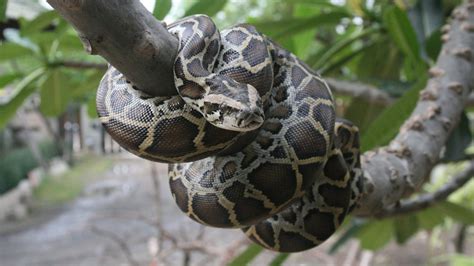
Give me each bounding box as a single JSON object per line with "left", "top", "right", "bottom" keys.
{"left": 96, "top": 15, "right": 363, "bottom": 252}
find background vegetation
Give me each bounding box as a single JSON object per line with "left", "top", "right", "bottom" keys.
{"left": 0, "top": 0, "right": 473, "bottom": 265}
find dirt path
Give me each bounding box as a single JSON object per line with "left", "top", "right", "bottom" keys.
{"left": 0, "top": 155, "right": 244, "bottom": 265}
{"left": 0, "top": 154, "right": 470, "bottom": 266}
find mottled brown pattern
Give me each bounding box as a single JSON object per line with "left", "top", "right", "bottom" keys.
{"left": 96, "top": 14, "right": 362, "bottom": 253}
{"left": 285, "top": 121, "right": 327, "bottom": 160}
{"left": 247, "top": 163, "right": 297, "bottom": 206}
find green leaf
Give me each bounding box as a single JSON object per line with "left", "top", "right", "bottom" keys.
{"left": 40, "top": 70, "right": 71, "bottom": 116}
{"left": 57, "top": 33, "right": 84, "bottom": 52}
{"left": 21, "top": 10, "right": 59, "bottom": 36}
{"left": 228, "top": 244, "right": 263, "bottom": 266}
{"left": 0, "top": 68, "right": 45, "bottom": 129}
{"left": 361, "top": 75, "right": 428, "bottom": 152}
{"left": 291, "top": 0, "right": 343, "bottom": 8}
{"left": 355, "top": 38, "right": 404, "bottom": 80}
{"left": 310, "top": 26, "right": 380, "bottom": 70}
{"left": 383, "top": 6, "right": 421, "bottom": 63}
{"left": 87, "top": 95, "right": 97, "bottom": 118}
{"left": 0, "top": 0, "right": 7, "bottom": 22}
{"left": 329, "top": 219, "right": 367, "bottom": 254}
{"left": 344, "top": 96, "right": 385, "bottom": 134}
{"left": 291, "top": 29, "right": 316, "bottom": 59}
{"left": 416, "top": 207, "right": 445, "bottom": 230}
{"left": 0, "top": 73, "right": 21, "bottom": 88}
{"left": 442, "top": 111, "right": 472, "bottom": 162}
{"left": 449, "top": 254, "right": 474, "bottom": 266}
{"left": 393, "top": 215, "right": 419, "bottom": 244}
{"left": 253, "top": 11, "right": 349, "bottom": 41}
{"left": 270, "top": 253, "right": 290, "bottom": 266}
{"left": 291, "top": 4, "right": 320, "bottom": 59}
{"left": 154, "top": 0, "right": 172, "bottom": 20}
{"left": 3, "top": 28, "right": 39, "bottom": 52}
{"left": 320, "top": 38, "right": 377, "bottom": 75}
{"left": 347, "top": 0, "right": 364, "bottom": 16}
{"left": 0, "top": 42, "right": 35, "bottom": 61}
{"left": 435, "top": 201, "right": 474, "bottom": 225}
{"left": 425, "top": 29, "right": 442, "bottom": 61}
{"left": 71, "top": 70, "right": 105, "bottom": 98}
{"left": 184, "top": 0, "right": 228, "bottom": 17}
{"left": 356, "top": 219, "right": 393, "bottom": 250}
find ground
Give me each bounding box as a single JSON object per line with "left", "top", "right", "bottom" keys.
{"left": 0, "top": 153, "right": 472, "bottom": 266}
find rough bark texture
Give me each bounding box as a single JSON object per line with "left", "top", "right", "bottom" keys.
{"left": 47, "top": 0, "right": 178, "bottom": 96}
{"left": 47, "top": 0, "right": 474, "bottom": 217}
{"left": 353, "top": 1, "right": 474, "bottom": 216}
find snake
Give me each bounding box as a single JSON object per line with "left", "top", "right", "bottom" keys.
{"left": 96, "top": 15, "right": 363, "bottom": 252}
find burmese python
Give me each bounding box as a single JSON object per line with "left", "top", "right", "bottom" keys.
{"left": 96, "top": 15, "right": 363, "bottom": 252}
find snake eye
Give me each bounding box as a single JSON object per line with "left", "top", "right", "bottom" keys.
{"left": 203, "top": 102, "right": 219, "bottom": 114}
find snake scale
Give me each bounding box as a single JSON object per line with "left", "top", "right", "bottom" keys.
{"left": 96, "top": 15, "right": 363, "bottom": 252}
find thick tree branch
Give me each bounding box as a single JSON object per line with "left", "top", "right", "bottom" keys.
{"left": 375, "top": 161, "right": 474, "bottom": 218}
{"left": 47, "top": 0, "right": 178, "bottom": 96}
{"left": 353, "top": 1, "right": 474, "bottom": 216}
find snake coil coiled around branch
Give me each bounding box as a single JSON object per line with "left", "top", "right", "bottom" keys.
{"left": 96, "top": 15, "right": 363, "bottom": 252}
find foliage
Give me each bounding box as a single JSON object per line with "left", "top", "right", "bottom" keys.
{"left": 0, "top": 8, "right": 105, "bottom": 130}
{"left": 0, "top": 0, "right": 6, "bottom": 22}
{"left": 228, "top": 243, "right": 263, "bottom": 266}
{"left": 1, "top": 0, "right": 473, "bottom": 264}
{"left": 153, "top": 0, "right": 172, "bottom": 20}
{"left": 34, "top": 156, "right": 112, "bottom": 204}
{"left": 360, "top": 74, "right": 427, "bottom": 151}
{"left": 0, "top": 140, "right": 60, "bottom": 194}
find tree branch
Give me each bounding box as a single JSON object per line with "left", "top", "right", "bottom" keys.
{"left": 47, "top": 0, "right": 178, "bottom": 96}
{"left": 353, "top": 1, "right": 474, "bottom": 216}
{"left": 326, "top": 78, "right": 394, "bottom": 106}
{"left": 375, "top": 160, "right": 474, "bottom": 218}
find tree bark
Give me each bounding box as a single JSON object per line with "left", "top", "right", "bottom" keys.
{"left": 353, "top": 2, "right": 474, "bottom": 216}
{"left": 47, "top": 0, "right": 178, "bottom": 96}
{"left": 47, "top": 0, "right": 474, "bottom": 217}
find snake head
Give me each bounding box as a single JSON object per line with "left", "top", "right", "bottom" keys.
{"left": 203, "top": 84, "right": 264, "bottom": 132}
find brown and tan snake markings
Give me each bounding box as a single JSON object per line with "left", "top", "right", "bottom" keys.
{"left": 96, "top": 14, "right": 363, "bottom": 252}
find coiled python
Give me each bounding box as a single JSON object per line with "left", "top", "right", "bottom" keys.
{"left": 96, "top": 15, "right": 363, "bottom": 252}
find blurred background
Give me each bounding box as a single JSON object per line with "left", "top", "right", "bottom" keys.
{"left": 0, "top": 0, "right": 473, "bottom": 265}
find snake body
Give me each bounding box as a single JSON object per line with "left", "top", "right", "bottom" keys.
{"left": 96, "top": 15, "right": 363, "bottom": 252}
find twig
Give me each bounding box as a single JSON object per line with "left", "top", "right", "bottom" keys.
{"left": 454, "top": 224, "right": 468, "bottom": 253}
{"left": 375, "top": 161, "right": 474, "bottom": 218}
{"left": 326, "top": 78, "right": 394, "bottom": 106}
{"left": 175, "top": 241, "right": 221, "bottom": 255}
{"left": 89, "top": 225, "right": 140, "bottom": 266}
{"left": 58, "top": 60, "right": 107, "bottom": 69}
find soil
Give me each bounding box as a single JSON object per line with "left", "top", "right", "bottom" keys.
{"left": 0, "top": 154, "right": 472, "bottom": 266}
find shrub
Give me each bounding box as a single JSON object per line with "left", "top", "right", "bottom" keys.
{"left": 0, "top": 140, "right": 60, "bottom": 194}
